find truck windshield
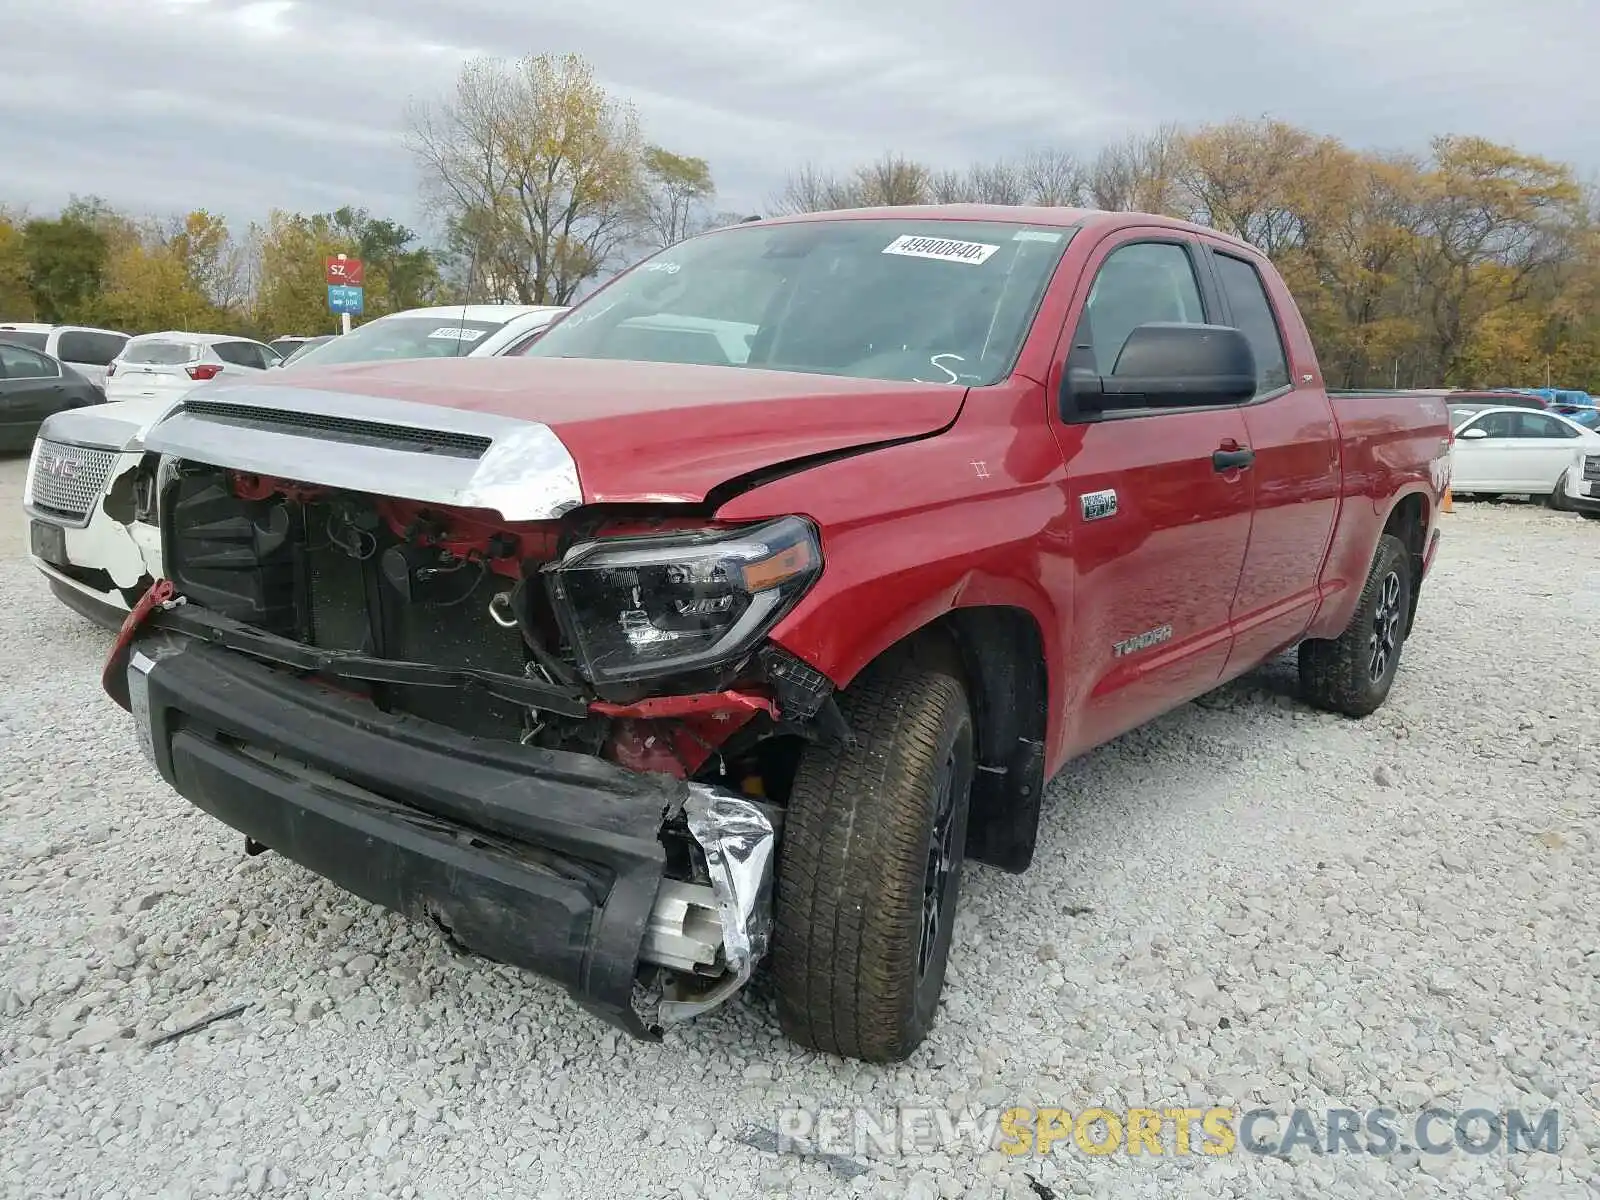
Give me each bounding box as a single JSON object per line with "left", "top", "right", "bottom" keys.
{"left": 524, "top": 219, "right": 1077, "bottom": 386}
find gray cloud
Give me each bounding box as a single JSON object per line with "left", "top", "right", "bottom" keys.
{"left": 1, "top": 0, "right": 1594, "bottom": 238}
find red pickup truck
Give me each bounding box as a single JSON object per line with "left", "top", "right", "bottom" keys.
{"left": 102, "top": 206, "right": 1450, "bottom": 1062}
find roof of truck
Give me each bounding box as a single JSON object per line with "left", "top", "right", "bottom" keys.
{"left": 749, "top": 204, "right": 1259, "bottom": 253}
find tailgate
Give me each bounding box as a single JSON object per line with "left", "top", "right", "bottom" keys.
{"left": 116, "top": 339, "right": 205, "bottom": 396}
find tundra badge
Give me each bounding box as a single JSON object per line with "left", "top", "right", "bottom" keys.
{"left": 1080, "top": 489, "right": 1118, "bottom": 521}
{"left": 1113, "top": 625, "right": 1173, "bottom": 657}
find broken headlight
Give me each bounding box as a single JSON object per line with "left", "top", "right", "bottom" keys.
{"left": 544, "top": 516, "right": 822, "bottom": 684}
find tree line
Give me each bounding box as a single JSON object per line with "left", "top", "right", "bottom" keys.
{"left": 0, "top": 201, "right": 453, "bottom": 340}
{"left": 3, "top": 50, "right": 1596, "bottom": 390}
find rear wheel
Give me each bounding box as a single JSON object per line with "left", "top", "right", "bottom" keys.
{"left": 771, "top": 651, "right": 974, "bottom": 1062}
{"left": 1582, "top": 511, "right": 1600, "bottom": 522}
{"left": 1299, "top": 533, "right": 1413, "bottom": 718}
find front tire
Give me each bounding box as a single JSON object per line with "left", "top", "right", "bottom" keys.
{"left": 1298, "top": 533, "right": 1413, "bottom": 717}
{"left": 1548, "top": 471, "right": 1572, "bottom": 511}
{"left": 771, "top": 652, "right": 974, "bottom": 1062}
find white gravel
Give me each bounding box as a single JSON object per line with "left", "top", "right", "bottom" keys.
{"left": 3, "top": 482, "right": 1599, "bottom": 1199}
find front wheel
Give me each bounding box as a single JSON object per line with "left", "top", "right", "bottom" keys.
{"left": 1548, "top": 471, "right": 1572, "bottom": 511}
{"left": 1582, "top": 510, "right": 1600, "bottom": 522}
{"left": 771, "top": 652, "right": 974, "bottom": 1062}
{"left": 1298, "top": 533, "right": 1413, "bottom": 717}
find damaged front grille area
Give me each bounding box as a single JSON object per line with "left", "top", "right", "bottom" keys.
{"left": 152, "top": 460, "right": 844, "bottom": 805}
{"left": 181, "top": 400, "right": 493, "bottom": 459}
{"left": 161, "top": 464, "right": 544, "bottom": 742}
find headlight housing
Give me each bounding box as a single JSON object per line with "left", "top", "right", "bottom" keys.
{"left": 544, "top": 516, "right": 822, "bottom": 685}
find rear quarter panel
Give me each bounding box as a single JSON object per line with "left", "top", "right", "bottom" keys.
{"left": 1306, "top": 392, "right": 1450, "bottom": 640}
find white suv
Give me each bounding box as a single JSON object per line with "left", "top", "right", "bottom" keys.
{"left": 106, "top": 332, "right": 282, "bottom": 403}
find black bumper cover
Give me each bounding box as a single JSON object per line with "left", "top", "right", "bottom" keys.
{"left": 130, "top": 638, "right": 687, "bottom": 1037}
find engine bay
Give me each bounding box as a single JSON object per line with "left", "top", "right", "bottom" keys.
{"left": 154, "top": 460, "right": 841, "bottom": 800}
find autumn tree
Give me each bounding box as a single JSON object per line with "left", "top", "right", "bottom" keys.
{"left": 250, "top": 210, "right": 351, "bottom": 336}
{"left": 21, "top": 199, "right": 113, "bottom": 322}
{"left": 167, "top": 210, "right": 248, "bottom": 312}
{"left": 641, "top": 147, "right": 716, "bottom": 248}
{"left": 0, "top": 209, "right": 34, "bottom": 319}
{"left": 407, "top": 53, "right": 665, "bottom": 304}
{"left": 1411, "top": 136, "right": 1581, "bottom": 381}
{"left": 95, "top": 233, "right": 219, "bottom": 333}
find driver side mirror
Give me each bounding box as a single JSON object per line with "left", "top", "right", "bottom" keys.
{"left": 1061, "top": 323, "right": 1257, "bottom": 419}
{"left": 1457, "top": 427, "right": 1490, "bottom": 440}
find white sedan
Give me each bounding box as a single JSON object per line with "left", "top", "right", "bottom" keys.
{"left": 1448, "top": 405, "right": 1600, "bottom": 509}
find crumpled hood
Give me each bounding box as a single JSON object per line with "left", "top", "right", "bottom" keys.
{"left": 181, "top": 357, "right": 966, "bottom": 506}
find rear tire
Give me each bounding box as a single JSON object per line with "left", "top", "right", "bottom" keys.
{"left": 1582, "top": 511, "right": 1600, "bottom": 522}
{"left": 1298, "top": 533, "right": 1413, "bottom": 718}
{"left": 771, "top": 652, "right": 974, "bottom": 1063}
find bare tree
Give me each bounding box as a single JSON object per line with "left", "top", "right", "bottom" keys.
{"left": 964, "top": 160, "right": 1026, "bottom": 205}
{"left": 766, "top": 163, "right": 864, "bottom": 215}
{"left": 1086, "top": 125, "right": 1188, "bottom": 215}
{"left": 405, "top": 53, "right": 652, "bottom": 304}
{"left": 1017, "top": 148, "right": 1085, "bottom": 207}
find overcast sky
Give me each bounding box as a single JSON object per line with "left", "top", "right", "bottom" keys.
{"left": 2, "top": 0, "right": 1593, "bottom": 240}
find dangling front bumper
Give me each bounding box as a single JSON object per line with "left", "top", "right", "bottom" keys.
{"left": 110, "top": 622, "right": 776, "bottom": 1038}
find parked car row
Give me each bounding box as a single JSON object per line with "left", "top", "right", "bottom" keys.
{"left": 0, "top": 341, "right": 107, "bottom": 451}
{"left": 0, "top": 322, "right": 130, "bottom": 386}
{"left": 17, "top": 303, "right": 570, "bottom": 625}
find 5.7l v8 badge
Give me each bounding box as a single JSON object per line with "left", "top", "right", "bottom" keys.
{"left": 1080, "top": 489, "right": 1118, "bottom": 521}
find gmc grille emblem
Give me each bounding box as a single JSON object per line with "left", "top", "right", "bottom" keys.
{"left": 38, "top": 451, "right": 83, "bottom": 480}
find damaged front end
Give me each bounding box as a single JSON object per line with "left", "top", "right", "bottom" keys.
{"left": 105, "top": 399, "right": 846, "bottom": 1037}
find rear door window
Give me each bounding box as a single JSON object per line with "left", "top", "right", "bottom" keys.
{"left": 0, "top": 329, "right": 49, "bottom": 351}
{"left": 1517, "top": 412, "right": 1580, "bottom": 439}
{"left": 1212, "top": 251, "right": 1290, "bottom": 394}
{"left": 125, "top": 340, "right": 202, "bottom": 365}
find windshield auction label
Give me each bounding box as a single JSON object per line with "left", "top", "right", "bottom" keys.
{"left": 881, "top": 235, "right": 999, "bottom": 265}
{"left": 428, "top": 327, "right": 487, "bottom": 340}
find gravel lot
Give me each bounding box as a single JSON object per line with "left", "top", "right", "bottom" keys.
{"left": 2, "top": 448, "right": 1597, "bottom": 1200}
